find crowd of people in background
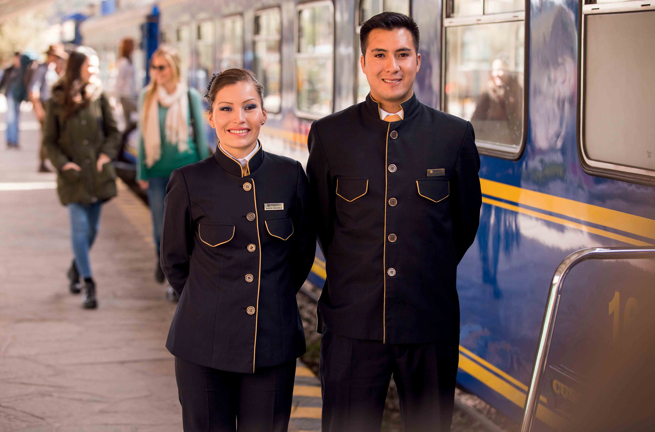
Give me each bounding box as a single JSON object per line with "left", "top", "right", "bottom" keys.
{"left": 0, "top": 38, "right": 205, "bottom": 308}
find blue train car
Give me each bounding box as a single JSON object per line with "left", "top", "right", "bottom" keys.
{"left": 81, "top": 0, "right": 655, "bottom": 428}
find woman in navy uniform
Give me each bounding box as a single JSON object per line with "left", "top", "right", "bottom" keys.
{"left": 160, "top": 69, "right": 315, "bottom": 431}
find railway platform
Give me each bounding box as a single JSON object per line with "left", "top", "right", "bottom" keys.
{"left": 0, "top": 105, "right": 321, "bottom": 432}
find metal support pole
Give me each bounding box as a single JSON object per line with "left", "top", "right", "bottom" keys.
{"left": 521, "top": 247, "right": 655, "bottom": 432}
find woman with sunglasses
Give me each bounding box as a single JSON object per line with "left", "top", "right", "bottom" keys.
{"left": 137, "top": 45, "right": 209, "bottom": 301}
{"left": 160, "top": 68, "right": 315, "bottom": 431}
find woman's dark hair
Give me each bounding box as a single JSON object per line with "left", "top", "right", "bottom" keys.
{"left": 61, "top": 46, "right": 98, "bottom": 120}
{"left": 360, "top": 12, "right": 420, "bottom": 56}
{"left": 119, "top": 38, "right": 135, "bottom": 62}
{"left": 205, "top": 68, "right": 265, "bottom": 114}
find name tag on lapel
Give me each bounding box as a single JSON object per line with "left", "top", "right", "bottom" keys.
{"left": 427, "top": 168, "right": 446, "bottom": 177}
{"left": 264, "top": 203, "right": 284, "bottom": 211}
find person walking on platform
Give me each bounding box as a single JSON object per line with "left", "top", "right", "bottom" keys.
{"left": 115, "top": 38, "right": 138, "bottom": 138}
{"left": 29, "top": 43, "right": 68, "bottom": 172}
{"left": 136, "top": 45, "right": 209, "bottom": 302}
{"left": 43, "top": 46, "right": 121, "bottom": 309}
{"left": 160, "top": 69, "right": 315, "bottom": 431}
{"left": 307, "top": 13, "right": 482, "bottom": 432}
{"left": 1, "top": 52, "right": 27, "bottom": 149}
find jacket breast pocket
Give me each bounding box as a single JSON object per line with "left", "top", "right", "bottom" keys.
{"left": 336, "top": 178, "right": 368, "bottom": 202}
{"left": 416, "top": 178, "right": 450, "bottom": 203}
{"left": 198, "top": 224, "right": 235, "bottom": 247}
{"left": 265, "top": 217, "right": 294, "bottom": 241}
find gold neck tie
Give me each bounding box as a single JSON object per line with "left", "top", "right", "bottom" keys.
{"left": 384, "top": 114, "right": 402, "bottom": 122}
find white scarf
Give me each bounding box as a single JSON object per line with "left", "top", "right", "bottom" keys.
{"left": 143, "top": 83, "right": 190, "bottom": 168}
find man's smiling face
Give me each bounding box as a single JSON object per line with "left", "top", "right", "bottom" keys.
{"left": 361, "top": 27, "right": 421, "bottom": 111}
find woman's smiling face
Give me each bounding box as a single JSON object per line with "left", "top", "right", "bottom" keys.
{"left": 209, "top": 81, "right": 267, "bottom": 158}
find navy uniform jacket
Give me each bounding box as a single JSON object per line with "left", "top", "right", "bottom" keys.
{"left": 161, "top": 146, "right": 316, "bottom": 373}
{"left": 307, "top": 94, "right": 481, "bottom": 344}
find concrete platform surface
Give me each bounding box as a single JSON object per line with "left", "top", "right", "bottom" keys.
{"left": 0, "top": 105, "right": 321, "bottom": 432}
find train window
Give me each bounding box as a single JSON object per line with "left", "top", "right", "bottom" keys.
{"left": 355, "top": 0, "right": 412, "bottom": 103}
{"left": 579, "top": 3, "right": 655, "bottom": 184}
{"left": 177, "top": 24, "right": 192, "bottom": 83}
{"left": 443, "top": 0, "right": 526, "bottom": 158}
{"left": 193, "top": 20, "right": 214, "bottom": 93}
{"left": 254, "top": 8, "right": 282, "bottom": 113}
{"left": 295, "top": 1, "right": 334, "bottom": 118}
{"left": 219, "top": 15, "right": 244, "bottom": 71}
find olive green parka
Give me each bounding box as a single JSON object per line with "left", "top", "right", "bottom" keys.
{"left": 43, "top": 81, "right": 121, "bottom": 206}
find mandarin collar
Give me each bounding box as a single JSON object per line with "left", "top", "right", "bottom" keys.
{"left": 364, "top": 92, "right": 419, "bottom": 121}
{"left": 213, "top": 141, "right": 265, "bottom": 177}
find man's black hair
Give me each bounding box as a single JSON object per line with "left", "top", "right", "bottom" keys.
{"left": 360, "top": 12, "right": 420, "bottom": 56}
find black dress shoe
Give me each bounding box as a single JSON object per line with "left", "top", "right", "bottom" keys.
{"left": 82, "top": 279, "right": 97, "bottom": 309}
{"left": 154, "top": 260, "right": 165, "bottom": 284}
{"left": 67, "top": 260, "right": 81, "bottom": 294}
{"left": 165, "top": 285, "right": 179, "bottom": 303}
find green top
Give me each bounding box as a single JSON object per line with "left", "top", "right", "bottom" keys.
{"left": 137, "top": 87, "right": 209, "bottom": 181}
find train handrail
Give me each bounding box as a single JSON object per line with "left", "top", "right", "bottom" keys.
{"left": 521, "top": 246, "right": 655, "bottom": 432}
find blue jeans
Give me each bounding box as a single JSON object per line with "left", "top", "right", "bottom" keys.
{"left": 147, "top": 177, "right": 169, "bottom": 255}
{"left": 6, "top": 95, "right": 20, "bottom": 145}
{"left": 68, "top": 202, "right": 102, "bottom": 279}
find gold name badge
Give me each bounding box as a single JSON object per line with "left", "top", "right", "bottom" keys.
{"left": 264, "top": 203, "right": 284, "bottom": 211}
{"left": 427, "top": 168, "right": 445, "bottom": 177}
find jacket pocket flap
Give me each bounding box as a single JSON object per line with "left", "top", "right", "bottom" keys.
{"left": 265, "top": 217, "right": 294, "bottom": 241}
{"left": 416, "top": 179, "right": 450, "bottom": 203}
{"left": 336, "top": 178, "right": 369, "bottom": 202}
{"left": 198, "top": 224, "right": 235, "bottom": 247}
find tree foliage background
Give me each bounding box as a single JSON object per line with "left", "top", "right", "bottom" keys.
{"left": 0, "top": 12, "right": 59, "bottom": 66}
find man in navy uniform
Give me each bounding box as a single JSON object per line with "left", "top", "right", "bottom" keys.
{"left": 307, "top": 12, "right": 482, "bottom": 432}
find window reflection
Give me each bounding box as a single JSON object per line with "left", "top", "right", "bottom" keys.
{"left": 486, "top": 0, "right": 524, "bottom": 14}
{"left": 296, "top": 3, "right": 334, "bottom": 117}
{"left": 445, "top": 22, "right": 524, "bottom": 147}
{"left": 254, "top": 9, "right": 282, "bottom": 113}
{"left": 220, "top": 16, "right": 244, "bottom": 71}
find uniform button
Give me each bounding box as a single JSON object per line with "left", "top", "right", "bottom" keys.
{"left": 82, "top": 139, "right": 89, "bottom": 145}
{"left": 246, "top": 306, "right": 256, "bottom": 315}
{"left": 388, "top": 233, "right": 397, "bottom": 243}
{"left": 388, "top": 164, "right": 397, "bottom": 173}
{"left": 388, "top": 197, "right": 398, "bottom": 207}
{"left": 81, "top": 120, "right": 87, "bottom": 125}
{"left": 246, "top": 212, "right": 256, "bottom": 221}
{"left": 243, "top": 182, "right": 252, "bottom": 192}
{"left": 247, "top": 243, "right": 256, "bottom": 252}
{"left": 390, "top": 130, "right": 398, "bottom": 139}
{"left": 245, "top": 274, "right": 254, "bottom": 283}
{"left": 387, "top": 268, "right": 397, "bottom": 277}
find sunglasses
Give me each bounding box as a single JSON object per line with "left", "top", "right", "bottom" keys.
{"left": 151, "top": 65, "right": 167, "bottom": 71}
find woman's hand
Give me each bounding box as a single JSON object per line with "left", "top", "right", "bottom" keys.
{"left": 138, "top": 180, "right": 149, "bottom": 189}
{"left": 96, "top": 153, "right": 111, "bottom": 172}
{"left": 61, "top": 162, "right": 82, "bottom": 172}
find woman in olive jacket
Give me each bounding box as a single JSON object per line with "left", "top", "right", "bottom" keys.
{"left": 43, "top": 46, "right": 121, "bottom": 309}
{"left": 161, "top": 69, "right": 315, "bottom": 431}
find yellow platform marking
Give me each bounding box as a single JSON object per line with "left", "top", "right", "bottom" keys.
{"left": 294, "top": 385, "right": 322, "bottom": 398}
{"left": 481, "top": 179, "right": 655, "bottom": 241}
{"left": 296, "top": 366, "right": 315, "bottom": 377}
{"left": 483, "top": 197, "right": 651, "bottom": 247}
{"left": 291, "top": 407, "right": 322, "bottom": 419}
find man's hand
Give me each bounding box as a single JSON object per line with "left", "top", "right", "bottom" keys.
{"left": 138, "top": 180, "right": 149, "bottom": 190}
{"left": 97, "top": 153, "right": 111, "bottom": 173}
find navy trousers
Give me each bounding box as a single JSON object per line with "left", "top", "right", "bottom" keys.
{"left": 320, "top": 329, "right": 459, "bottom": 432}
{"left": 175, "top": 357, "right": 296, "bottom": 432}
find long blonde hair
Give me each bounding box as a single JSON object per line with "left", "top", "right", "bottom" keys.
{"left": 141, "top": 45, "right": 182, "bottom": 129}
